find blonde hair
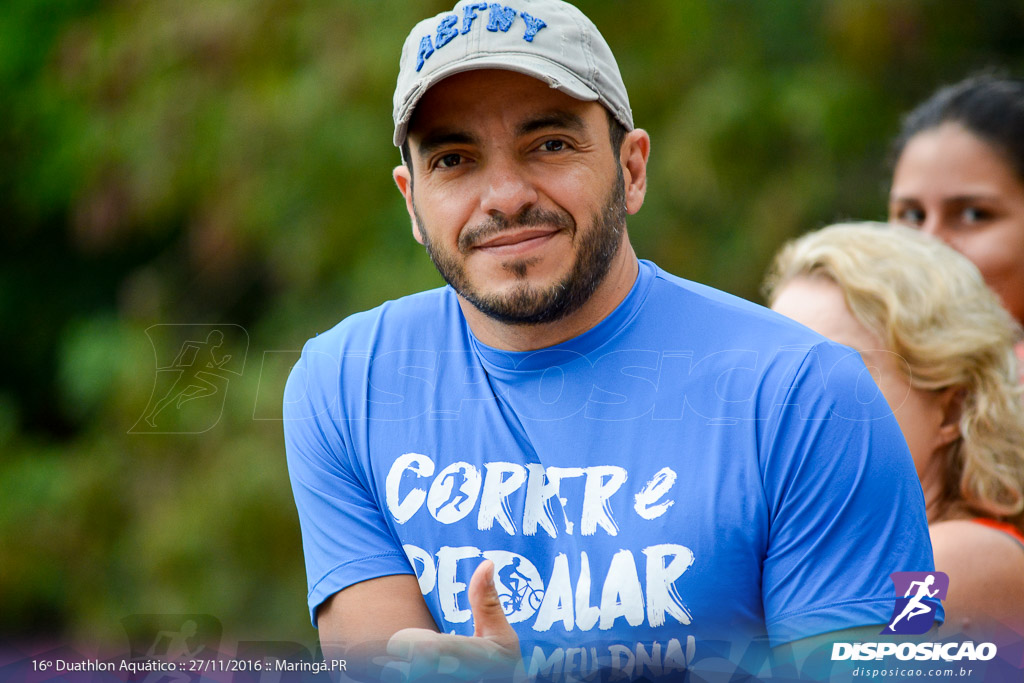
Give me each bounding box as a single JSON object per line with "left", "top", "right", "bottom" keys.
{"left": 764, "top": 222, "right": 1024, "bottom": 526}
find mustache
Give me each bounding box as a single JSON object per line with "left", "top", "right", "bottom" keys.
{"left": 458, "top": 207, "right": 574, "bottom": 252}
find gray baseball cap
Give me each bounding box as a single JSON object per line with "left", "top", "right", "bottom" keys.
{"left": 392, "top": 0, "right": 634, "bottom": 147}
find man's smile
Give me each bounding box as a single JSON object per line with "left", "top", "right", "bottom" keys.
{"left": 472, "top": 227, "right": 563, "bottom": 256}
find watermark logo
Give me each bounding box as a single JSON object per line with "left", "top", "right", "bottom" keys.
{"left": 119, "top": 614, "right": 222, "bottom": 680}
{"left": 121, "top": 614, "right": 221, "bottom": 659}
{"left": 881, "top": 571, "right": 948, "bottom": 635}
{"left": 131, "top": 324, "right": 248, "bottom": 434}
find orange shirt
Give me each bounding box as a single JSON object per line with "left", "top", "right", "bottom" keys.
{"left": 972, "top": 517, "right": 1024, "bottom": 548}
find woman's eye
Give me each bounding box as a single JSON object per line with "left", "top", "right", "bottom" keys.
{"left": 541, "top": 140, "right": 566, "bottom": 152}
{"left": 961, "top": 206, "right": 991, "bottom": 223}
{"left": 893, "top": 207, "right": 925, "bottom": 225}
{"left": 436, "top": 153, "right": 463, "bottom": 169}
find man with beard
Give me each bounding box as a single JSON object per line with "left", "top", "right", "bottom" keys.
{"left": 283, "top": 1, "right": 938, "bottom": 680}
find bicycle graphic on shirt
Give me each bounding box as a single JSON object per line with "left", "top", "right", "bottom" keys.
{"left": 498, "top": 583, "right": 545, "bottom": 616}
{"left": 497, "top": 557, "right": 544, "bottom": 615}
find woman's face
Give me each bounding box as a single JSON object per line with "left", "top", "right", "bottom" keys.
{"left": 771, "top": 277, "right": 948, "bottom": 481}
{"left": 889, "top": 122, "right": 1024, "bottom": 324}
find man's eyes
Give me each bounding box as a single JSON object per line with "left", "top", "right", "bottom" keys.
{"left": 430, "top": 139, "right": 571, "bottom": 169}
{"left": 435, "top": 153, "right": 464, "bottom": 169}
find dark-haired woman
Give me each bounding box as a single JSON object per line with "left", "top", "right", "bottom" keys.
{"left": 889, "top": 75, "right": 1024, "bottom": 383}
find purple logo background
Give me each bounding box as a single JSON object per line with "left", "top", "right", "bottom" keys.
{"left": 881, "top": 571, "right": 949, "bottom": 635}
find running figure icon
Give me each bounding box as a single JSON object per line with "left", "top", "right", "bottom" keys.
{"left": 888, "top": 574, "right": 939, "bottom": 631}
{"left": 434, "top": 466, "right": 471, "bottom": 516}
{"left": 143, "top": 330, "right": 232, "bottom": 427}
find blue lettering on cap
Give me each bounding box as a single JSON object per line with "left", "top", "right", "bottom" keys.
{"left": 487, "top": 4, "right": 517, "bottom": 32}
{"left": 520, "top": 12, "right": 546, "bottom": 42}
{"left": 416, "top": 35, "right": 434, "bottom": 72}
{"left": 461, "top": 2, "right": 488, "bottom": 34}
{"left": 435, "top": 14, "right": 459, "bottom": 49}
{"left": 415, "top": 3, "right": 548, "bottom": 72}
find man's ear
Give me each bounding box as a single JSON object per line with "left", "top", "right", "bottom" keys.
{"left": 393, "top": 164, "right": 423, "bottom": 245}
{"left": 620, "top": 128, "right": 651, "bottom": 216}
{"left": 936, "top": 387, "right": 965, "bottom": 448}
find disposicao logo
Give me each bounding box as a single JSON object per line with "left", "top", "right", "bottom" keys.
{"left": 881, "top": 571, "right": 948, "bottom": 635}
{"left": 831, "top": 571, "right": 999, "bottom": 664}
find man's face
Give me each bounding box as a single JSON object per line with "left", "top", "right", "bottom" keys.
{"left": 396, "top": 70, "right": 627, "bottom": 325}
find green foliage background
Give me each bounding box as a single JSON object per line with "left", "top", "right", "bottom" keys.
{"left": 3, "top": 0, "right": 1024, "bottom": 648}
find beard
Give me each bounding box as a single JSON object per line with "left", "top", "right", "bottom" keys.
{"left": 416, "top": 166, "right": 627, "bottom": 326}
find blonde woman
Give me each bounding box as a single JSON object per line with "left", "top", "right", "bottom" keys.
{"left": 764, "top": 222, "right": 1024, "bottom": 634}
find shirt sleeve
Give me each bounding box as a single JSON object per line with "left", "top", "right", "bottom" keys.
{"left": 759, "top": 341, "right": 939, "bottom": 645}
{"left": 283, "top": 342, "right": 414, "bottom": 627}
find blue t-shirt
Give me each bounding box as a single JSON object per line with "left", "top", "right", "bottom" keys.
{"left": 284, "top": 260, "right": 935, "bottom": 676}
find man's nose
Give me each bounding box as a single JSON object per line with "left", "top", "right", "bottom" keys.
{"left": 479, "top": 158, "right": 538, "bottom": 218}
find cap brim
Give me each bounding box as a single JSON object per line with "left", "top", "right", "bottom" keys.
{"left": 393, "top": 54, "right": 599, "bottom": 147}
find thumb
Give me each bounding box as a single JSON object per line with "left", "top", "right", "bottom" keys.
{"left": 468, "top": 560, "right": 519, "bottom": 650}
